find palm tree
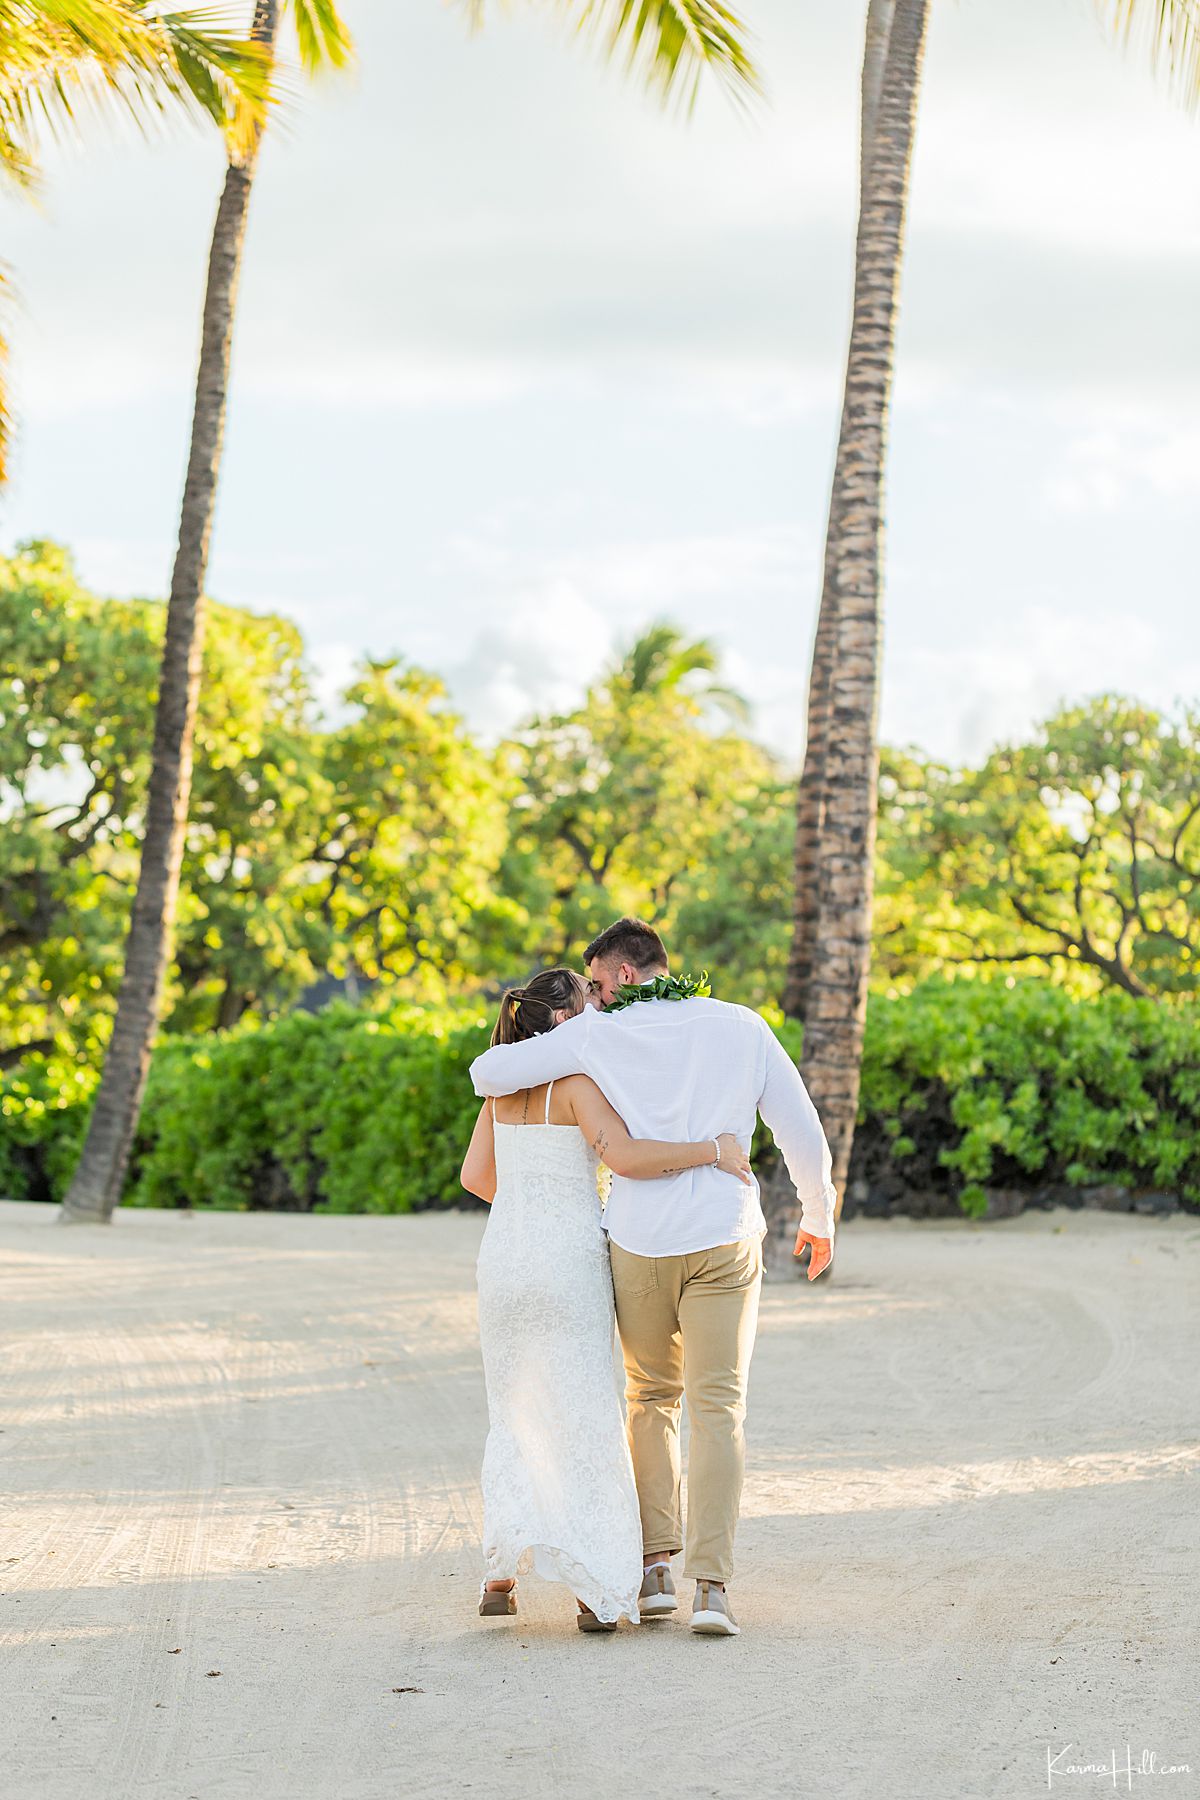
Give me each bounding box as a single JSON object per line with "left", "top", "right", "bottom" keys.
{"left": 790, "top": 0, "right": 929, "bottom": 1241}
{"left": 782, "top": 0, "right": 895, "bottom": 1024}
{"left": 58, "top": 0, "right": 349, "bottom": 1227}
{"left": 781, "top": 0, "right": 1200, "bottom": 1253}
{"left": 0, "top": 0, "right": 269, "bottom": 481}
{"left": 59, "top": 0, "right": 762, "bottom": 1224}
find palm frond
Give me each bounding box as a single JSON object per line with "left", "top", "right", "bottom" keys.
{"left": 291, "top": 0, "right": 353, "bottom": 74}
{"left": 1098, "top": 0, "right": 1200, "bottom": 110}
{"left": 611, "top": 622, "right": 749, "bottom": 721}
{"left": 0, "top": 2, "right": 273, "bottom": 176}
{"left": 566, "top": 0, "right": 761, "bottom": 115}
{"left": 0, "top": 69, "right": 43, "bottom": 183}
{"left": 701, "top": 681, "right": 751, "bottom": 725}
{"left": 0, "top": 0, "right": 158, "bottom": 67}
{"left": 459, "top": 0, "right": 761, "bottom": 116}
{"left": 156, "top": 10, "right": 277, "bottom": 156}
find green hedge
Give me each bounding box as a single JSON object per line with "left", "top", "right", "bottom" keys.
{"left": 847, "top": 979, "right": 1200, "bottom": 1213}
{"left": 129, "top": 1002, "right": 492, "bottom": 1213}
{"left": 0, "top": 1051, "right": 98, "bottom": 1205}
{"left": 2, "top": 981, "right": 1197, "bottom": 1214}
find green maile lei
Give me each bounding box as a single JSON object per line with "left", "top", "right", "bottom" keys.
{"left": 602, "top": 969, "right": 711, "bottom": 1013}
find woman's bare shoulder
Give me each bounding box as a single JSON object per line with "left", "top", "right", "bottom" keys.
{"left": 550, "top": 1072, "right": 606, "bottom": 1121}
{"left": 555, "top": 1073, "right": 603, "bottom": 1098}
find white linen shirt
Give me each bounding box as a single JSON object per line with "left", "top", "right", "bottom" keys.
{"left": 468, "top": 996, "right": 837, "bottom": 1257}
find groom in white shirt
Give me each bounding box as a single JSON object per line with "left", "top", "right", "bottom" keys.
{"left": 469, "top": 917, "right": 836, "bottom": 1637}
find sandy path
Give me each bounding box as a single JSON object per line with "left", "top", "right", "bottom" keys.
{"left": 1, "top": 1200, "right": 1196, "bottom": 1800}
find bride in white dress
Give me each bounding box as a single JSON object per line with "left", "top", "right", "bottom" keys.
{"left": 460, "top": 966, "right": 751, "bottom": 1632}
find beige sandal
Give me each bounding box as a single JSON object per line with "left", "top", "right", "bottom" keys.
{"left": 479, "top": 1578, "right": 518, "bottom": 1617}
{"left": 576, "top": 1600, "right": 618, "bottom": 1633}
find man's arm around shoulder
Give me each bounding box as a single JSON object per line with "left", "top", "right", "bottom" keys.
{"left": 469, "top": 1007, "right": 593, "bottom": 1098}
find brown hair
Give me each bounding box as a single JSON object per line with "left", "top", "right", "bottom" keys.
{"left": 584, "top": 917, "right": 668, "bottom": 978}
{"left": 490, "top": 966, "right": 588, "bottom": 1046}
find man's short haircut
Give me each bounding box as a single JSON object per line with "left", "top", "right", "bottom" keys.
{"left": 584, "top": 917, "right": 668, "bottom": 976}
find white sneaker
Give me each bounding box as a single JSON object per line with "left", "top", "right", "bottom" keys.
{"left": 691, "top": 1580, "right": 740, "bottom": 1636}
{"left": 638, "top": 1563, "right": 678, "bottom": 1617}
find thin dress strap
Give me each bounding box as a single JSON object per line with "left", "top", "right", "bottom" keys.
{"left": 544, "top": 1079, "right": 554, "bottom": 1124}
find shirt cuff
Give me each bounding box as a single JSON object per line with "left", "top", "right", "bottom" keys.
{"left": 798, "top": 1181, "right": 838, "bottom": 1241}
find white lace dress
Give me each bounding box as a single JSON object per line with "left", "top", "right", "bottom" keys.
{"left": 475, "top": 1084, "right": 643, "bottom": 1623}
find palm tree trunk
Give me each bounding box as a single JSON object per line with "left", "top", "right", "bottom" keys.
{"left": 59, "top": 0, "right": 280, "bottom": 1224}
{"left": 783, "top": 0, "right": 897, "bottom": 1024}
{"left": 797, "top": 0, "right": 929, "bottom": 1226}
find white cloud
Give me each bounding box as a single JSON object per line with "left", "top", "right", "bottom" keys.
{"left": 884, "top": 601, "right": 1186, "bottom": 766}
{"left": 1043, "top": 420, "right": 1200, "bottom": 514}
{"left": 440, "top": 519, "right": 815, "bottom": 610}
{"left": 444, "top": 582, "right": 614, "bottom": 737}
{"left": 432, "top": 522, "right": 821, "bottom": 742}
{"left": 62, "top": 535, "right": 171, "bottom": 598}
{"left": 242, "top": 352, "right": 536, "bottom": 412}
{"left": 546, "top": 524, "right": 814, "bottom": 612}
{"left": 1043, "top": 431, "right": 1132, "bottom": 514}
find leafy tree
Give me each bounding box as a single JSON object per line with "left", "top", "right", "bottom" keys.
{"left": 499, "top": 627, "right": 781, "bottom": 993}
{"left": 298, "top": 659, "right": 513, "bottom": 1000}
{"left": 0, "top": 545, "right": 516, "bottom": 1051}
{"left": 877, "top": 700, "right": 1200, "bottom": 999}
{"left": 169, "top": 611, "right": 327, "bottom": 1032}
{"left": 670, "top": 773, "right": 794, "bottom": 1008}
{"left": 0, "top": 542, "right": 149, "bottom": 1066}
{"left": 7, "top": 545, "right": 1195, "bottom": 1134}
{"left": 0, "top": 542, "right": 322, "bottom": 1052}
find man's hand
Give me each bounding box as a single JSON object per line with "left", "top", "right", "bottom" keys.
{"left": 793, "top": 1227, "right": 833, "bottom": 1280}
{"left": 715, "top": 1133, "right": 754, "bottom": 1186}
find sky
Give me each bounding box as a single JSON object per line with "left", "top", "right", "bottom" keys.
{"left": 1, "top": 0, "right": 1198, "bottom": 768}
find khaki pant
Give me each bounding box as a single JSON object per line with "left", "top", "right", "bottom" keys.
{"left": 609, "top": 1235, "right": 764, "bottom": 1586}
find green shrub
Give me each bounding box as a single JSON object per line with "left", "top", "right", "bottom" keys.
{"left": 0, "top": 1053, "right": 98, "bottom": 1202}
{"left": 3, "top": 981, "right": 1197, "bottom": 1214}
{"left": 847, "top": 978, "right": 1200, "bottom": 1206}
{"left": 127, "top": 1000, "right": 492, "bottom": 1213}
